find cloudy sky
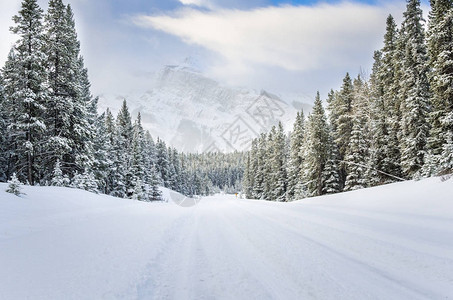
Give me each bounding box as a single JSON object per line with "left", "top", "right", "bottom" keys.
{"left": 0, "top": 0, "right": 430, "bottom": 100}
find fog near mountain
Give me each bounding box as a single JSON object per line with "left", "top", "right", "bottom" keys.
{"left": 97, "top": 60, "right": 312, "bottom": 153}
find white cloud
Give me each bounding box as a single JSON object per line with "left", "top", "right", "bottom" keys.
{"left": 0, "top": 1, "right": 21, "bottom": 63}
{"left": 178, "top": 0, "right": 215, "bottom": 9}
{"left": 133, "top": 2, "right": 407, "bottom": 92}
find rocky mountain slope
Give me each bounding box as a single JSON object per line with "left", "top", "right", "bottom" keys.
{"left": 98, "top": 62, "right": 312, "bottom": 152}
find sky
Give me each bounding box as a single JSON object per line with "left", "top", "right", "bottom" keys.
{"left": 0, "top": 0, "right": 431, "bottom": 101}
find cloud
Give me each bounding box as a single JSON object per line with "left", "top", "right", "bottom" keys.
{"left": 133, "top": 2, "right": 406, "bottom": 93}
{"left": 178, "top": 0, "right": 212, "bottom": 7}
{"left": 0, "top": 1, "right": 21, "bottom": 63}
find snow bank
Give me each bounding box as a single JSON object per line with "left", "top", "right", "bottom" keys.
{"left": 0, "top": 177, "right": 452, "bottom": 299}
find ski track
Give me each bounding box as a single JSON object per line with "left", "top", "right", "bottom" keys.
{"left": 1, "top": 181, "right": 453, "bottom": 299}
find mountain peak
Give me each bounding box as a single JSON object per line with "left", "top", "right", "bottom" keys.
{"left": 165, "top": 56, "right": 203, "bottom": 74}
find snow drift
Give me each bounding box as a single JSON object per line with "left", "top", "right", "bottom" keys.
{"left": 0, "top": 177, "right": 452, "bottom": 299}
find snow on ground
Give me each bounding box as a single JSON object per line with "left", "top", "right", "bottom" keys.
{"left": 0, "top": 177, "right": 452, "bottom": 299}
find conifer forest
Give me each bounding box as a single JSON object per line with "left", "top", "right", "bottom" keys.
{"left": 1, "top": 0, "right": 452, "bottom": 202}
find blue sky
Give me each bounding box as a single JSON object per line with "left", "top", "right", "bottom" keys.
{"left": 0, "top": 0, "right": 432, "bottom": 100}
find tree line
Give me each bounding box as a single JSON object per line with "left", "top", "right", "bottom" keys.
{"left": 243, "top": 0, "right": 453, "bottom": 201}
{"left": 0, "top": 0, "right": 244, "bottom": 200}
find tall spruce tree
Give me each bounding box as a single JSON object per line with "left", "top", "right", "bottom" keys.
{"left": 301, "top": 92, "right": 330, "bottom": 197}
{"left": 242, "top": 152, "right": 253, "bottom": 198}
{"left": 43, "top": 0, "right": 76, "bottom": 178}
{"left": 156, "top": 138, "right": 170, "bottom": 186}
{"left": 344, "top": 115, "right": 368, "bottom": 191}
{"left": 103, "top": 108, "right": 120, "bottom": 196}
{"left": 322, "top": 132, "right": 341, "bottom": 194}
{"left": 332, "top": 73, "right": 354, "bottom": 188}
{"left": 116, "top": 100, "right": 134, "bottom": 197}
{"left": 270, "top": 122, "right": 288, "bottom": 201}
{"left": 286, "top": 111, "right": 305, "bottom": 201}
{"left": 131, "top": 113, "right": 146, "bottom": 199}
{"left": 399, "top": 0, "right": 431, "bottom": 178}
{"left": 7, "top": 0, "right": 48, "bottom": 185}
{"left": 252, "top": 133, "right": 267, "bottom": 199}
{"left": 426, "top": 0, "right": 453, "bottom": 174}
{"left": 0, "top": 73, "right": 7, "bottom": 181}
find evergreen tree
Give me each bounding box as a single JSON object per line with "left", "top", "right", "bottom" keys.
{"left": 116, "top": 100, "right": 133, "bottom": 197}
{"left": 263, "top": 129, "right": 275, "bottom": 200}
{"left": 399, "top": 0, "right": 431, "bottom": 178}
{"left": 6, "top": 173, "right": 24, "bottom": 196}
{"left": 344, "top": 115, "right": 368, "bottom": 191}
{"left": 286, "top": 111, "right": 305, "bottom": 201}
{"left": 50, "top": 159, "right": 69, "bottom": 187}
{"left": 156, "top": 138, "right": 170, "bottom": 186}
{"left": 6, "top": 0, "right": 48, "bottom": 185}
{"left": 301, "top": 92, "right": 330, "bottom": 197}
{"left": 71, "top": 170, "right": 98, "bottom": 193}
{"left": 270, "top": 122, "right": 288, "bottom": 201}
{"left": 91, "top": 111, "right": 109, "bottom": 193}
{"left": 322, "top": 133, "right": 341, "bottom": 194}
{"left": 43, "top": 1, "right": 81, "bottom": 179}
{"left": 368, "top": 47, "right": 401, "bottom": 185}
{"left": 426, "top": 1, "right": 453, "bottom": 174}
{"left": 242, "top": 152, "right": 253, "bottom": 198}
{"left": 130, "top": 113, "right": 146, "bottom": 199}
{"left": 252, "top": 133, "right": 266, "bottom": 199}
{"left": 102, "top": 109, "right": 119, "bottom": 195}
{"left": 381, "top": 15, "right": 403, "bottom": 180}
{"left": 0, "top": 73, "right": 7, "bottom": 182}
{"left": 332, "top": 73, "right": 354, "bottom": 188}
{"left": 148, "top": 164, "right": 162, "bottom": 201}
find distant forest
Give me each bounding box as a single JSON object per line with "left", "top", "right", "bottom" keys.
{"left": 243, "top": 0, "right": 453, "bottom": 201}
{"left": 0, "top": 0, "right": 243, "bottom": 201}
{"left": 1, "top": 0, "right": 452, "bottom": 202}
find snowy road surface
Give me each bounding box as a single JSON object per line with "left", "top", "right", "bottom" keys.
{"left": 1, "top": 178, "right": 453, "bottom": 299}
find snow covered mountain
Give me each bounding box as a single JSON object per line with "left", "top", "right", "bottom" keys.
{"left": 97, "top": 60, "right": 312, "bottom": 152}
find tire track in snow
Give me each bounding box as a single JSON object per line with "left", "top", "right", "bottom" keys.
{"left": 231, "top": 200, "right": 451, "bottom": 299}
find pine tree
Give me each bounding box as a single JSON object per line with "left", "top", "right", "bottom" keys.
{"left": 1, "top": 50, "right": 21, "bottom": 183}
{"left": 43, "top": 1, "right": 78, "bottom": 179}
{"left": 380, "top": 15, "right": 404, "bottom": 181}
{"left": 130, "top": 113, "right": 147, "bottom": 199}
{"left": 156, "top": 138, "right": 170, "bottom": 186}
{"left": 270, "top": 122, "right": 288, "bottom": 201}
{"left": 7, "top": 0, "right": 48, "bottom": 185}
{"left": 132, "top": 178, "right": 147, "bottom": 201}
{"left": 102, "top": 109, "right": 119, "bottom": 195}
{"left": 50, "top": 159, "right": 69, "bottom": 187}
{"left": 71, "top": 170, "right": 98, "bottom": 193}
{"left": 302, "top": 92, "right": 330, "bottom": 197}
{"left": 148, "top": 164, "right": 163, "bottom": 201}
{"left": 73, "top": 56, "right": 96, "bottom": 174}
{"left": 322, "top": 133, "right": 341, "bottom": 194}
{"left": 115, "top": 100, "right": 134, "bottom": 197}
{"left": 0, "top": 73, "right": 7, "bottom": 182}
{"left": 91, "top": 111, "right": 109, "bottom": 193}
{"left": 399, "top": 0, "right": 431, "bottom": 178}
{"left": 332, "top": 73, "right": 354, "bottom": 188}
{"left": 286, "top": 111, "right": 305, "bottom": 201}
{"left": 344, "top": 115, "right": 368, "bottom": 191}
{"left": 143, "top": 131, "right": 156, "bottom": 184}
{"left": 242, "top": 152, "right": 253, "bottom": 198}
{"left": 252, "top": 133, "right": 266, "bottom": 199}
{"left": 426, "top": 1, "right": 453, "bottom": 174}
{"left": 6, "top": 173, "right": 24, "bottom": 196}
{"left": 368, "top": 47, "right": 401, "bottom": 185}
{"left": 263, "top": 128, "right": 275, "bottom": 200}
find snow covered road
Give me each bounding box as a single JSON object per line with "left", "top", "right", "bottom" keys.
{"left": 1, "top": 178, "right": 453, "bottom": 299}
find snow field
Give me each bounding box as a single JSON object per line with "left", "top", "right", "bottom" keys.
{"left": 1, "top": 177, "right": 452, "bottom": 299}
